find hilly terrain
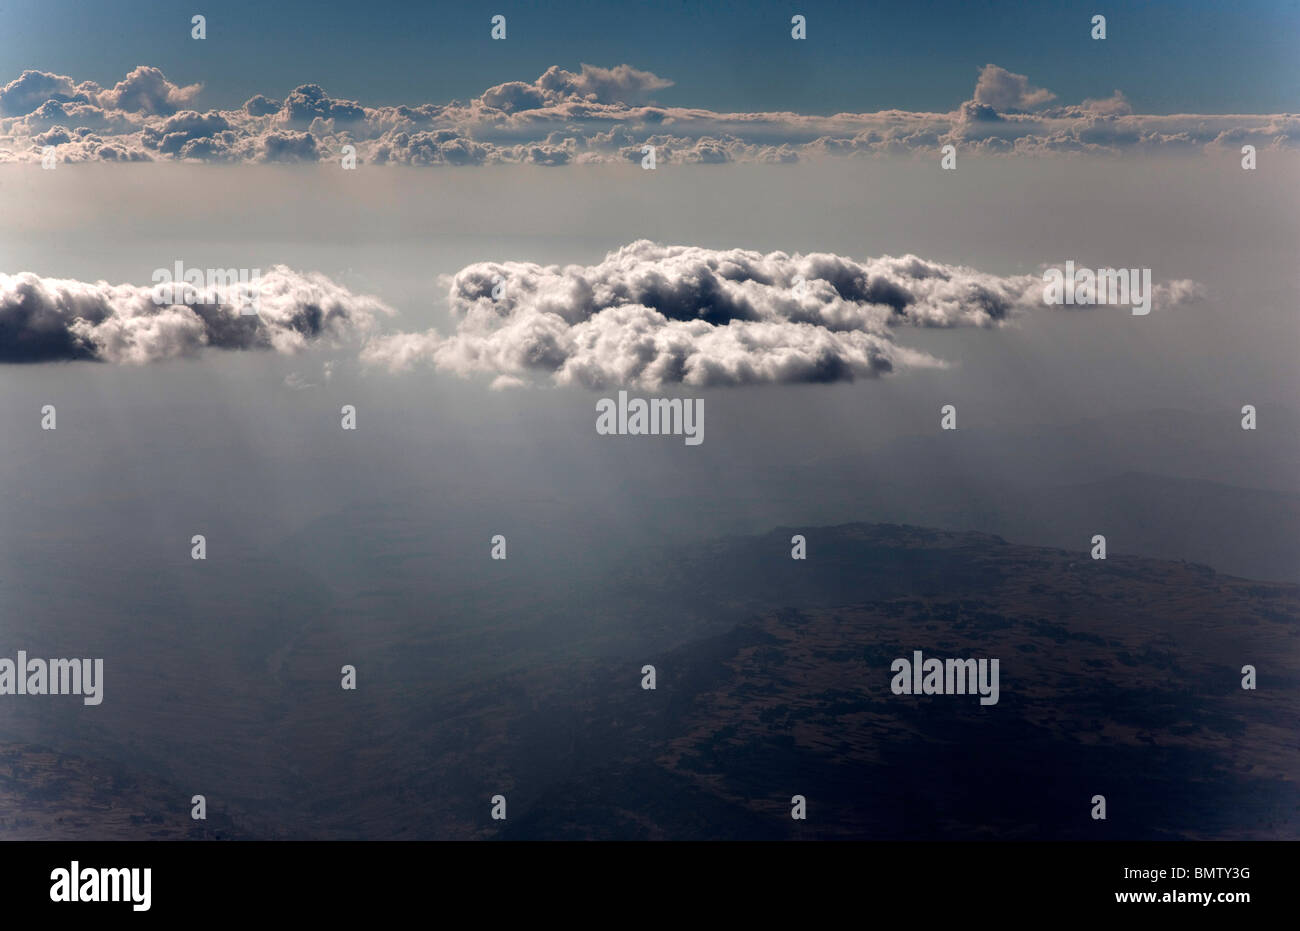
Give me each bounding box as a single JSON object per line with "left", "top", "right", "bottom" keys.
{"left": 4, "top": 522, "right": 1292, "bottom": 839}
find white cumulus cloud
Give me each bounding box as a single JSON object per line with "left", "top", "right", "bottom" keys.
{"left": 362, "top": 241, "right": 1073, "bottom": 388}
{"left": 0, "top": 266, "right": 393, "bottom": 364}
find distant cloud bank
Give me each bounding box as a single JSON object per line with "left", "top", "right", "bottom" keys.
{"left": 1, "top": 62, "right": 1294, "bottom": 165}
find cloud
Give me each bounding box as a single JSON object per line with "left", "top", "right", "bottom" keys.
{"left": 278, "top": 83, "right": 366, "bottom": 127}
{"left": 361, "top": 241, "right": 1083, "bottom": 388}
{"left": 3, "top": 250, "right": 1208, "bottom": 379}
{"left": 242, "top": 94, "right": 281, "bottom": 117}
{"left": 0, "top": 70, "right": 95, "bottom": 116}
{"left": 94, "top": 65, "right": 201, "bottom": 116}
{"left": 3, "top": 62, "right": 1292, "bottom": 166}
{"left": 0, "top": 266, "right": 393, "bottom": 364}
{"left": 27, "top": 127, "right": 153, "bottom": 162}
{"left": 535, "top": 63, "right": 674, "bottom": 105}
{"left": 971, "top": 64, "right": 1056, "bottom": 112}
{"left": 479, "top": 81, "right": 549, "bottom": 114}
{"left": 259, "top": 129, "right": 321, "bottom": 162}
{"left": 140, "top": 110, "right": 234, "bottom": 156}
{"left": 1152, "top": 279, "right": 1208, "bottom": 307}
{"left": 371, "top": 129, "right": 492, "bottom": 165}
{"left": 16, "top": 98, "right": 133, "bottom": 135}
{"left": 1078, "top": 91, "right": 1134, "bottom": 117}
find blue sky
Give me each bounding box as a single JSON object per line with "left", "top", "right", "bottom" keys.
{"left": 2, "top": 0, "right": 1297, "bottom": 114}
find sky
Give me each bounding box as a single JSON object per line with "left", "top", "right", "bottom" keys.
{"left": 1, "top": 0, "right": 1297, "bottom": 115}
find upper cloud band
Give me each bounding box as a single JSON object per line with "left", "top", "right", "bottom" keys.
{"left": 2, "top": 62, "right": 1295, "bottom": 166}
